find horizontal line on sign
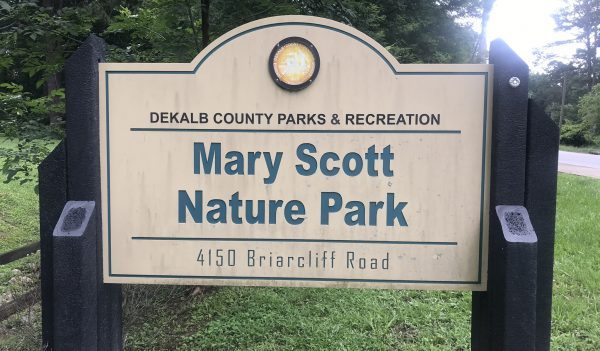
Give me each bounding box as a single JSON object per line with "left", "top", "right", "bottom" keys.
{"left": 129, "top": 128, "right": 462, "bottom": 134}
{"left": 108, "top": 273, "right": 477, "bottom": 285}
{"left": 131, "top": 237, "right": 458, "bottom": 245}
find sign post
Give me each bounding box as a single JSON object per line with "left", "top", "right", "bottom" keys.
{"left": 39, "top": 15, "right": 558, "bottom": 351}
{"left": 39, "top": 35, "right": 123, "bottom": 351}
{"left": 471, "top": 40, "right": 559, "bottom": 351}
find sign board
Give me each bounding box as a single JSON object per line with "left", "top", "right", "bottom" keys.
{"left": 100, "top": 16, "right": 492, "bottom": 290}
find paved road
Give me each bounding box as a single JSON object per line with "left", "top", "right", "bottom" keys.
{"left": 558, "top": 151, "right": 600, "bottom": 179}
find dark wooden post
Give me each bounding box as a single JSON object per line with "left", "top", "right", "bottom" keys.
{"left": 495, "top": 205, "right": 538, "bottom": 350}
{"left": 64, "top": 34, "right": 123, "bottom": 351}
{"left": 40, "top": 34, "right": 123, "bottom": 350}
{"left": 472, "top": 39, "right": 559, "bottom": 351}
{"left": 525, "top": 101, "right": 559, "bottom": 351}
{"left": 38, "top": 142, "right": 67, "bottom": 350}
{"left": 471, "top": 39, "right": 530, "bottom": 351}
{"left": 52, "top": 201, "right": 98, "bottom": 350}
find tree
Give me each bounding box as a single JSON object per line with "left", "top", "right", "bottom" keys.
{"left": 530, "top": 61, "right": 584, "bottom": 123}
{"left": 578, "top": 83, "right": 600, "bottom": 136}
{"left": 471, "top": 0, "right": 495, "bottom": 63}
{"left": 1, "top": 0, "right": 482, "bottom": 187}
{"left": 105, "top": 0, "right": 480, "bottom": 64}
{"left": 0, "top": 0, "right": 105, "bottom": 187}
{"left": 368, "top": 0, "right": 479, "bottom": 64}
{"left": 553, "top": 0, "right": 600, "bottom": 90}
{"left": 528, "top": 0, "right": 600, "bottom": 147}
{"left": 201, "top": 0, "right": 209, "bottom": 48}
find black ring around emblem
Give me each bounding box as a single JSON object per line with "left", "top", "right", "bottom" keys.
{"left": 268, "top": 37, "right": 320, "bottom": 91}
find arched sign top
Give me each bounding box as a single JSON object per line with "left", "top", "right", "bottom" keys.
{"left": 99, "top": 15, "right": 492, "bottom": 291}
{"left": 186, "top": 16, "right": 400, "bottom": 75}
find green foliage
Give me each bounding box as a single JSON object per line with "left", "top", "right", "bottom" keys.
{"left": 552, "top": 0, "right": 600, "bottom": 90}
{"left": 560, "top": 122, "right": 590, "bottom": 147}
{"left": 530, "top": 68, "right": 584, "bottom": 124}
{"left": 374, "top": 0, "right": 478, "bottom": 64}
{"left": 209, "top": 0, "right": 300, "bottom": 41}
{"left": 0, "top": 0, "right": 482, "bottom": 188}
{"left": 0, "top": 138, "right": 56, "bottom": 190}
{"left": 531, "top": 0, "right": 600, "bottom": 139}
{"left": 0, "top": 83, "right": 64, "bottom": 133}
{"left": 0, "top": 0, "right": 101, "bottom": 187}
{"left": 578, "top": 83, "right": 600, "bottom": 135}
{"left": 1, "top": 1, "right": 98, "bottom": 87}
{"left": 104, "top": 0, "right": 478, "bottom": 65}
{"left": 0, "top": 83, "right": 62, "bottom": 189}
{"left": 105, "top": 1, "right": 204, "bottom": 63}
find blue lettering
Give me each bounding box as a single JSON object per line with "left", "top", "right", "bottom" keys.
{"left": 178, "top": 190, "right": 202, "bottom": 223}
{"left": 207, "top": 199, "right": 227, "bottom": 223}
{"left": 342, "top": 152, "right": 363, "bottom": 176}
{"left": 320, "top": 152, "right": 340, "bottom": 176}
{"left": 224, "top": 151, "right": 244, "bottom": 175}
{"left": 386, "top": 193, "right": 408, "bottom": 226}
{"left": 285, "top": 200, "right": 306, "bottom": 225}
{"left": 296, "top": 143, "right": 317, "bottom": 176}
{"left": 344, "top": 201, "right": 365, "bottom": 225}
{"left": 321, "top": 192, "right": 342, "bottom": 224}
{"left": 194, "top": 143, "right": 221, "bottom": 174}
{"left": 246, "top": 200, "right": 265, "bottom": 224}
{"left": 264, "top": 152, "right": 283, "bottom": 185}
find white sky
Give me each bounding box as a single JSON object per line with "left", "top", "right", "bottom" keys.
{"left": 485, "top": 0, "right": 581, "bottom": 72}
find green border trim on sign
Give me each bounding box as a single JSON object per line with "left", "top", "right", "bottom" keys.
{"left": 104, "top": 21, "right": 490, "bottom": 285}
{"left": 131, "top": 237, "right": 459, "bottom": 245}
{"left": 129, "top": 128, "right": 463, "bottom": 134}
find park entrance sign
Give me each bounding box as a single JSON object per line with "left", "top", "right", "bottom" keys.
{"left": 40, "top": 14, "right": 559, "bottom": 350}
{"left": 99, "top": 16, "right": 492, "bottom": 290}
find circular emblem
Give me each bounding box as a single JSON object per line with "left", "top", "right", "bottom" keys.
{"left": 269, "top": 37, "right": 320, "bottom": 91}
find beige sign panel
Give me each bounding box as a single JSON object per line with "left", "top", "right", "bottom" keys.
{"left": 100, "top": 16, "right": 492, "bottom": 290}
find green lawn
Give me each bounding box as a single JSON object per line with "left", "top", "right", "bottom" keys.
{"left": 0, "top": 138, "right": 40, "bottom": 254}
{"left": 0, "top": 137, "right": 43, "bottom": 351}
{"left": 0, "top": 172, "right": 39, "bottom": 253}
{"left": 0, "top": 138, "right": 41, "bottom": 295}
{"left": 551, "top": 174, "right": 600, "bottom": 350}
{"left": 559, "top": 144, "right": 600, "bottom": 154}
{"left": 0, "top": 145, "right": 598, "bottom": 351}
{"left": 0, "top": 172, "right": 39, "bottom": 296}
{"left": 125, "top": 173, "right": 600, "bottom": 351}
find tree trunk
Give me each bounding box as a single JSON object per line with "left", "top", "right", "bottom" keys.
{"left": 201, "top": 0, "right": 210, "bottom": 49}
{"left": 41, "top": 0, "right": 63, "bottom": 125}
{"left": 185, "top": 0, "right": 201, "bottom": 51}
{"left": 471, "top": 0, "right": 495, "bottom": 63}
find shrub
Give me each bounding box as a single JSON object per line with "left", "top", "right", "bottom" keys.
{"left": 560, "top": 122, "right": 590, "bottom": 146}
{"left": 578, "top": 84, "right": 600, "bottom": 136}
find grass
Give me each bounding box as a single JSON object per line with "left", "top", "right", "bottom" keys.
{"left": 0, "top": 137, "right": 43, "bottom": 351}
{"left": 0, "top": 137, "right": 41, "bottom": 295}
{"left": 123, "top": 174, "right": 600, "bottom": 351}
{"left": 0, "top": 138, "right": 40, "bottom": 252}
{"left": 121, "top": 287, "right": 471, "bottom": 351}
{"left": 0, "top": 138, "right": 598, "bottom": 350}
{"left": 559, "top": 144, "right": 600, "bottom": 154}
{"left": 177, "top": 288, "right": 471, "bottom": 351}
{"left": 551, "top": 174, "right": 600, "bottom": 350}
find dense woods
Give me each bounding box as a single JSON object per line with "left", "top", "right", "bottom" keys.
{"left": 0, "top": 0, "right": 485, "bottom": 187}
{"left": 0, "top": 0, "right": 598, "bottom": 186}
{"left": 529, "top": 0, "right": 600, "bottom": 147}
